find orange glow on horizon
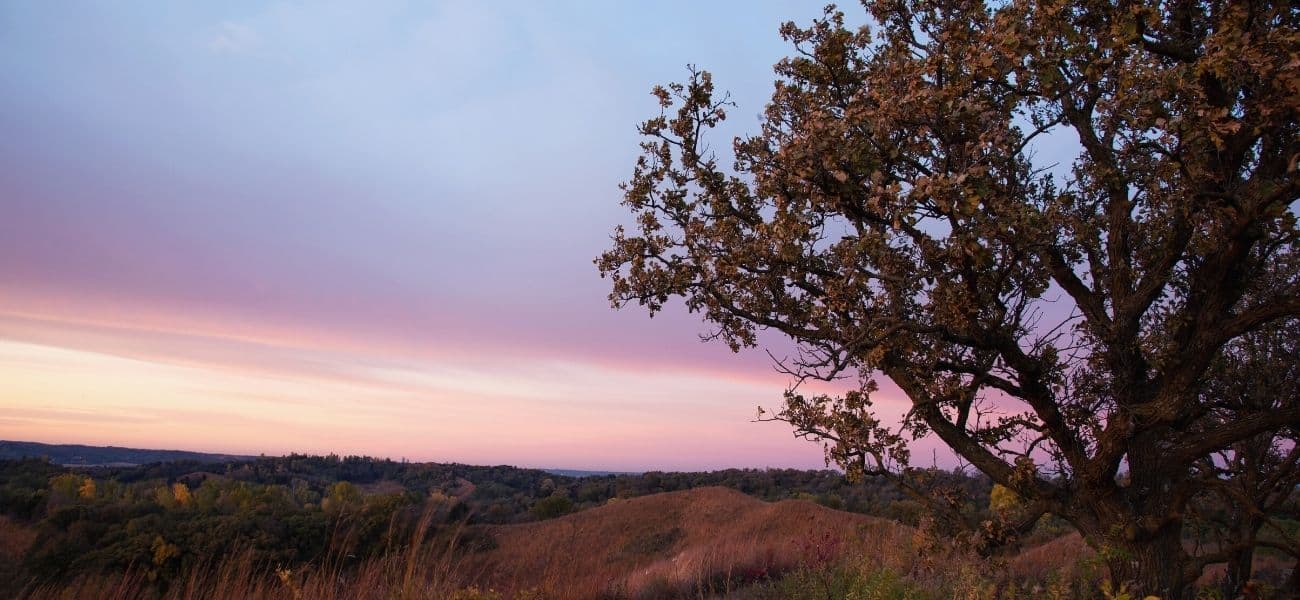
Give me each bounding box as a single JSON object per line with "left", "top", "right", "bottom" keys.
{"left": 0, "top": 312, "right": 897, "bottom": 470}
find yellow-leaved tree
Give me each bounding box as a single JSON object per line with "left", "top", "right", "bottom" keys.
{"left": 171, "top": 482, "right": 192, "bottom": 508}
{"left": 77, "top": 477, "right": 96, "bottom": 500}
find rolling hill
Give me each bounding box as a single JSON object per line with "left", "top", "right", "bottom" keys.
{"left": 461, "top": 486, "right": 910, "bottom": 597}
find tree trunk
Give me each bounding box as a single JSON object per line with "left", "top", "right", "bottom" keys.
{"left": 1223, "top": 545, "right": 1254, "bottom": 599}
{"left": 1222, "top": 518, "right": 1259, "bottom": 598}
{"left": 1105, "top": 526, "right": 1190, "bottom": 599}
{"left": 1284, "top": 558, "right": 1299, "bottom": 597}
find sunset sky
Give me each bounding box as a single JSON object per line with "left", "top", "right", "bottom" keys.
{"left": 0, "top": 1, "right": 932, "bottom": 471}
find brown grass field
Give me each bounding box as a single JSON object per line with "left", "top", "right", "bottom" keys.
{"left": 461, "top": 486, "right": 908, "bottom": 597}
{"left": 0, "top": 515, "right": 39, "bottom": 561}
{"left": 17, "top": 487, "right": 1133, "bottom": 599}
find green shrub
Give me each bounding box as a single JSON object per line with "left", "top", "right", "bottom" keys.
{"left": 528, "top": 493, "right": 573, "bottom": 521}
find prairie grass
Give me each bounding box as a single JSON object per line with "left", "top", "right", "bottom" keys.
{"left": 12, "top": 487, "right": 1148, "bottom": 600}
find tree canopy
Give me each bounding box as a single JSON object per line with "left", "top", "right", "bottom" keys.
{"left": 598, "top": 1, "right": 1299, "bottom": 596}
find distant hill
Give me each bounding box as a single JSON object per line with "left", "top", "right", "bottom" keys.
{"left": 0, "top": 440, "right": 254, "bottom": 467}
{"left": 3, "top": 441, "right": 645, "bottom": 475}
{"left": 543, "top": 468, "right": 641, "bottom": 478}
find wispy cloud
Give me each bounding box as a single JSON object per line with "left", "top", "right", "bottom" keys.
{"left": 207, "top": 21, "right": 259, "bottom": 54}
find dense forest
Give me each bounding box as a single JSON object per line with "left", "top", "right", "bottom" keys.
{"left": 0, "top": 453, "right": 994, "bottom": 597}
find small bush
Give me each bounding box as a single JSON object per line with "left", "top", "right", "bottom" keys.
{"left": 529, "top": 494, "right": 574, "bottom": 521}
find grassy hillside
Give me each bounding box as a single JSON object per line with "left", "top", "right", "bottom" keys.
{"left": 465, "top": 486, "right": 892, "bottom": 595}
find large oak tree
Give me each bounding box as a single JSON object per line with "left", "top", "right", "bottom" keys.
{"left": 598, "top": 1, "right": 1299, "bottom": 596}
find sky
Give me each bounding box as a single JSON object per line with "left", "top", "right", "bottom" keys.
{"left": 0, "top": 1, "right": 962, "bottom": 471}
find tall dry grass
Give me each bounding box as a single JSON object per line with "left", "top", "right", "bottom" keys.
{"left": 456, "top": 487, "right": 929, "bottom": 598}
{"left": 20, "top": 500, "right": 475, "bottom": 600}
{"left": 0, "top": 516, "right": 38, "bottom": 561}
